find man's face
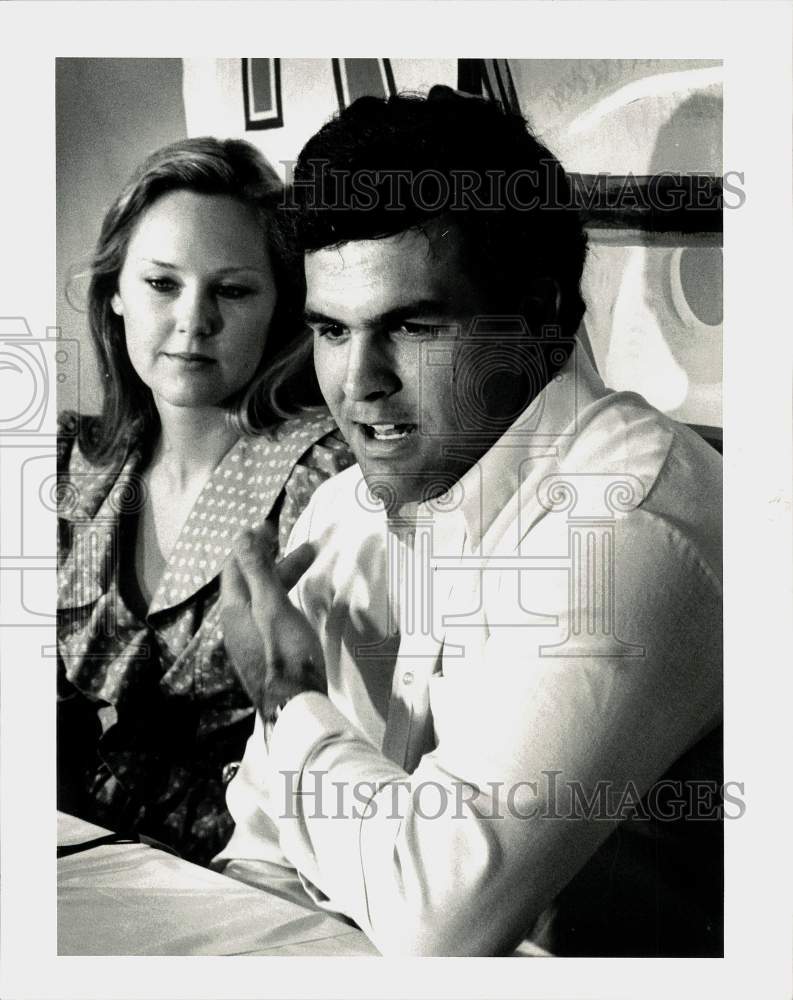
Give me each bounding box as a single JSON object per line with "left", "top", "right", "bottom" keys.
{"left": 306, "top": 221, "right": 528, "bottom": 510}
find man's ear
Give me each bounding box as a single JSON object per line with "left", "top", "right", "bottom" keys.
{"left": 110, "top": 292, "right": 123, "bottom": 316}
{"left": 521, "top": 276, "right": 561, "bottom": 334}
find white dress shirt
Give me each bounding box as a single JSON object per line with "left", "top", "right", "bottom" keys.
{"left": 215, "top": 345, "right": 723, "bottom": 956}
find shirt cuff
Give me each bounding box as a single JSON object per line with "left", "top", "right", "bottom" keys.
{"left": 268, "top": 691, "right": 356, "bottom": 814}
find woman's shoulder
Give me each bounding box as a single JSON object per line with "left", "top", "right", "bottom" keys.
{"left": 246, "top": 411, "right": 355, "bottom": 554}
{"left": 247, "top": 409, "right": 352, "bottom": 471}
{"left": 278, "top": 411, "right": 354, "bottom": 476}
{"left": 262, "top": 408, "right": 338, "bottom": 447}
{"left": 57, "top": 411, "right": 143, "bottom": 521}
{"left": 57, "top": 410, "right": 103, "bottom": 470}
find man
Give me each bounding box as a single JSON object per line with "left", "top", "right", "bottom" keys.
{"left": 214, "top": 89, "right": 723, "bottom": 957}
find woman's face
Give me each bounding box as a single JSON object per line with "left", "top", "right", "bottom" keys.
{"left": 111, "top": 190, "right": 277, "bottom": 412}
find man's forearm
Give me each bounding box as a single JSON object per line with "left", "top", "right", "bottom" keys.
{"left": 266, "top": 693, "right": 600, "bottom": 956}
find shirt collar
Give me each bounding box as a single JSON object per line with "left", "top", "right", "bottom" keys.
{"left": 147, "top": 410, "right": 337, "bottom": 615}
{"left": 413, "top": 342, "right": 609, "bottom": 551}
{"left": 58, "top": 410, "right": 337, "bottom": 616}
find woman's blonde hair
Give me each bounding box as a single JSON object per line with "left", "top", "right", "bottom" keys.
{"left": 81, "top": 136, "right": 321, "bottom": 463}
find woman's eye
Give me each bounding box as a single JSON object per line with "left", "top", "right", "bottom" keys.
{"left": 146, "top": 277, "right": 177, "bottom": 293}
{"left": 215, "top": 284, "right": 252, "bottom": 300}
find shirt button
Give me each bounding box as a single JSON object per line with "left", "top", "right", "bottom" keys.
{"left": 221, "top": 761, "right": 241, "bottom": 786}
{"left": 402, "top": 671, "right": 414, "bottom": 686}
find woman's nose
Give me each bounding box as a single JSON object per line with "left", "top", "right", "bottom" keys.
{"left": 175, "top": 289, "right": 221, "bottom": 338}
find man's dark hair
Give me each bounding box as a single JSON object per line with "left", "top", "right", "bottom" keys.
{"left": 290, "top": 87, "right": 588, "bottom": 338}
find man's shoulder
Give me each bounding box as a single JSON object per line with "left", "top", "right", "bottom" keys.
{"left": 564, "top": 389, "right": 721, "bottom": 508}
{"left": 295, "top": 463, "right": 372, "bottom": 539}
{"left": 560, "top": 389, "right": 722, "bottom": 585}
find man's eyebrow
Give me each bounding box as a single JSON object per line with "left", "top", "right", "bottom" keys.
{"left": 303, "top": 299, "right": 451, "bottom": 328}
{"left": 303, "top": 308, "right": 338, "bottom": 326}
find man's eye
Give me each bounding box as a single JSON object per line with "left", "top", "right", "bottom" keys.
{"left": 146, "top": 277, "right": 177, "bottom": 293}
{"left": 397, "top": 321, "right": 453, "bottom": 338}
{"left": 315, "top": 323, "right": 347, "bottom": 341}
{"left": 216, "top": 284, "right": 253, "bottom": 300}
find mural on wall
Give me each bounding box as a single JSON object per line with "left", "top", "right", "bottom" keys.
{"left": 241, "top": 58, "right": 283, "bottom": 130}
{"left": 457, "top": 58, "right": 520, "bottom": 111}
{"left": 182, "top": 57, "right": 723, "bottom": 433}
{"left": 516, "top": 60, "right": 723, "bottom": 433}
{"left": 331, "top": 58, "right": 396, "bottom": 109}
{"left": 182, "top": 58, "right": 459, "bottom": 175}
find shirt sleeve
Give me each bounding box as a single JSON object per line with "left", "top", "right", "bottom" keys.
{"left": 265, "top": 510, "right": 723, "bottom": 956}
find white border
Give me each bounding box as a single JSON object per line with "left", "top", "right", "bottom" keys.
{"left": 1, "top": 2, "right": 791, "bottom": 998}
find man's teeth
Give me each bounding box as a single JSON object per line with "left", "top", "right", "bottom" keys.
{"left": 369, "top": 423, "right": 413, "bottom": 440}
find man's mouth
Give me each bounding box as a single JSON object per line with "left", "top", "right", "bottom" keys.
{"left": 359, "top": 422, "right": 416, "bottom": 442}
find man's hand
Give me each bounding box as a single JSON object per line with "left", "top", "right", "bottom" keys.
{"left": 220, "top": 524, "right": 327, "bottom": 722}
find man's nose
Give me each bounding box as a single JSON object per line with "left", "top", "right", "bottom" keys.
{"left": 175, "top": 287, "right": 221, "bottom": 338}
{"left": 342, "top": 334, "right": 401, "bottom": 401}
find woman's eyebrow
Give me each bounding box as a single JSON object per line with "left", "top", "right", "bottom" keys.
{"left": 140, "top": 257, "right": 179, "bottom": 269}
{"left": 139, "top": 258, "right": 263, "bottom": 275}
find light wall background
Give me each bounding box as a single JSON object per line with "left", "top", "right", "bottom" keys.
{"left": 56, "top": 58, "right": 187, "bottom": 414}
{"left": 56, "top": 57, "right": 722, "bottom": 427}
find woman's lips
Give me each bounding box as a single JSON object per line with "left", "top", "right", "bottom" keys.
{"left": 164, "top": 352, "right": 216, "bottom": 369}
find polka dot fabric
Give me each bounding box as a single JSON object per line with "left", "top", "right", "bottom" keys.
{"left": 56, "top": 409, "right": 354, "bottom": 864}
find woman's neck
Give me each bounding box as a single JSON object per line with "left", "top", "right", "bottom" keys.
{"left": 150, "top": 404, "right": 240, "bottom": 490}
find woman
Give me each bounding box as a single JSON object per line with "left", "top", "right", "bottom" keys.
{"left": 57, "top": 137, "right": 351, "bottom": 865}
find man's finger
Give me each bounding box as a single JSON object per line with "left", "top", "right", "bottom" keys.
{"left": 233, "top": 529, "right": 285, "bottom": 618}
{"left": 220, "top": 550, "right": 251, "bottom": 610}
{"left": 276, "top": 541, "right": 318, "bottom": 594}
{"left": 257, "top": 520, "right": 280, "bottom": 561}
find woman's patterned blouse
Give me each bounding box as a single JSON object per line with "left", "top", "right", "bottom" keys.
{"left": 57, "top": 408, "right": 353, "bottom": 865}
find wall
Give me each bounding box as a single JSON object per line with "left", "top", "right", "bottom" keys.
{"left": 182, "top": 58, "right": 458, "bottom": 177}
{"left": 507, "top": 59, "right": 723, "bottom": 428}
{"left": 56, "top": 58, "right": 722, "bottom": 427}
{"left": 56, "top": 58, "right": 187, "bottom": 414}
